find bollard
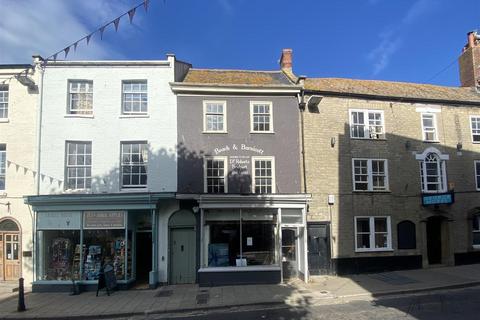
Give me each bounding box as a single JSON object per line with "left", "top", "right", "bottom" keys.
{"left": 17, "top": 278, "right": 26, "bottom": 312}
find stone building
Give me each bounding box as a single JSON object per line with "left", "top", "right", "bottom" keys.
{"left": 300, "top": 31, "right": 480, "bottom": 275}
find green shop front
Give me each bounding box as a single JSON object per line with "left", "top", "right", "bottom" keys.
{"left": 25, "top": 193, "right": 176, "bottom": 292}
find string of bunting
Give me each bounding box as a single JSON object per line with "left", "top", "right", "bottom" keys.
{"left": 6, "top": 160, "right": 63, "bottom": 188}
{"left": 1, "top": 0, "right": 153, "bottom": 85}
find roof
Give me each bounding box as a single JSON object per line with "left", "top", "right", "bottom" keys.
{"left": 182, "top": 69, "right": 295, "bottom": 86}
{"left": 305, "top": 78, "right": 480, "bottom": 105}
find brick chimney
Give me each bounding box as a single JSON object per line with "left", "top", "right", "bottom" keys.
{"left": 459, "top": 31, "right": 480, "bottom": 87}
{"left": 280, "top": 48, "right": 293, "bottom": 70}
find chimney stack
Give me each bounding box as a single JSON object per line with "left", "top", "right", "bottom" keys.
{"left": 459, "top": 31, "right": 480, "bottom": 87}
{"left": 280, "top": 49, "right": 293, "bottom": 70}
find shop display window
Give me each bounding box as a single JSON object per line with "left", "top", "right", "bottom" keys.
{"left": 82, "top": 229, "right": 131, "bottom": 280}
{"left": 37, "top": 230, "right": 80, "bottom": 281}
{"left": 204, "top": 209, "right": 277, "bottom": 267}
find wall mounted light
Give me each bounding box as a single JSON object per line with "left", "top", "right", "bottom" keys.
{"left": 331, "top": 137, "right": 336, "bottom": 148}
{"left": 405, "top": 140, "right": 411, "bottom": 150}
{"left": 457, "top": 142, "right": 463, "bottom": 151}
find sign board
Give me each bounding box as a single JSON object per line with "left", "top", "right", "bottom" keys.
{"left": 37, "top": 211, "right": 81, "bottom": 230}
{"left": 422, "top": 192, "right": 454, "bottom": 206}
{"left": 83, "top": 211, "right": 126, "bottom": 229}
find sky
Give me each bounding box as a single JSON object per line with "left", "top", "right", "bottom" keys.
{"left": 0, "top": 0, "right": 479, "bottom": 86}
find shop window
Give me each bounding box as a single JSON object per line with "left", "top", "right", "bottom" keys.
{"left": 203, "top": 101, "right": 226, "bottom": 133}
{"left": 204, "top": 209, "right": 277, "bottom": 267}
{"left": 354, "top": 216, "right": 392, "bottom": 252}
{"left": 471, "top": 116, "right": 480, "bottom": 143}
{"left": 397, "top": 220, "right": 416, "bottom": 249}
{"left": 68, "top": 80, "right": 93, "bottom": 115}
{"left": 0, "top": 84, "right": 8, "bottom": 119}
{"left": 121, "top": 142, "right": 148, "bottom": 188}
{"left": 352, "top": 158, "right": 388, "bottom": 191}
{"left": 250, "top": 101, "right": 273, "bottom": 133}
{"left": 122, "top": 80, "right": 147, "bottom": 114}
{"left": 204, "top": 157, "right": 227, "bottom": 193}
{"left": 0, "top": 144, "right": 5, "bottom": 190}
{"left": 253, "top": 157, "right": 275, "bottom": 194}
{"left": 36, "top": 230, "right": 81, "bottom": 280}
{"left": 421, "top": 113, "right": 438, "bottom": 142}
{"left": 349, "top": 109, "right": 384, "bottom": 139}
{"left": 473, "top": 215, "right": 480, "bottom": 248}
{"left": 65, "top": 141, "right": 92, "bottom": 190}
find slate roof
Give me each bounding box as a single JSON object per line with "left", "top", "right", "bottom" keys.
{"left": 305, "top": 78, "right": 480, "bottom": 104}
{"left": 182, "top": 69, "right": 295, "bottom": 86}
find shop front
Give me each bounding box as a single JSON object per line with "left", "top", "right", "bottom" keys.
{"left": 195, "top": 194, "right": 309, "bottom": 286}
{"left": 25, "top": 193, "right": 176, "bottom": 292}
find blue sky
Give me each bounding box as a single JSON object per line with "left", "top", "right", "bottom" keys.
{"left": 1, "top": 0, "right": 479, "bottom": 86}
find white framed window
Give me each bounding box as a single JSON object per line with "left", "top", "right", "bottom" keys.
{"left": 352, "top": 158, "right": 389, "bottom": 191}
{"left": 203, "top": 101, "right": 227, "bottom": 133}
{"left": 252, "top": 156, "right": 275, "bottom": 193}
{"left": 355, "top": 216, "right": 392, "bottom": 252}
{"left": 68, "top": 80, "right": 93, "bottom": 114}
{"left": 65, "top": 141, "right": 92, "bottom": 190}
{"left": 471, "top": 116, "right": 480, "bottom": 143}
{"left": 349, "top": 109, "right": 384, "bottom": 139}
{"left": 475, "top": 161, "right": 480, "bottom": 191}
{"left": 0, "top": 85, "right": 8, "bottom": 119}
{"left": 250, "top": 101, "right": 273, "bottom": 133}
{"left": 0, "top": 144, "right": 5, "bottom": 191}
{"left": 121, "top": 142, "right": 148, "bottom": 188}
{"left": 419, "top": 153, "right": 447, "bottom": 193}
{"left": 473, "top": 215, "right": 480, "bottom": 248}
{"left": 204, "top": 156, "right": 227, "bottom": 193}
{"left": 421, "top": 113, "right": 438, "bottom": 142}
{"left": 122, "top": 80, "right": 147, "bottom": 114}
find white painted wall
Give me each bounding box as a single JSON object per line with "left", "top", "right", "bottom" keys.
{"left": 39, "top": 57, "right": 178, "bottom": 194}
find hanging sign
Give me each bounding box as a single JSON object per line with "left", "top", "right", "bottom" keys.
{"left": 37, "top": 211, "right": 81, "bottom": 230}
{"left": 421, "top": 192, "right": 455, "bottom": 206}
{"left": 83, "top": 211, "right": 126, "bottom": 229}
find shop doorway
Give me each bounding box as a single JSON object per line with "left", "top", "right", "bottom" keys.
{"left": 307, "top": 223, "right": 331, "bottom": 275}
{"left": 427, "top": 216, "right": 443, "bottom": 265}
{"left": 281, "top": 228, "right": 297, "bottom": 280}
{"left": 135, "top": 232, "right": 152, "bottom": 285}
{"left": 169, "top": 210, "right": 196, "bottom": 284}
{"left": 0, "top": 218, "right": 21, "bottom": 281}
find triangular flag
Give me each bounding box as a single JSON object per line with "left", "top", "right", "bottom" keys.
{"left": 58, "top": 180, "right": 62, "bottom": 188}
{"left": 53, "top": 53, "right": 58, "bottom": 61}
{"left": 32, "top": 171, "right": 36, "bottom": 178}
{"left": 99, "top": 25, "right": 106, "bottom": 40}
{"left": 23, "top": 168, "right": 28, "bottom": 175}
{"left": 144, "top": 0, "right": 149, "bottom": 12}
{"left": 128, "top": 8, "right": 136, "bottom": 23}
{"left": 41, "top": 174, "right": 45, "bottom": 181}
{"left": 64, "top": 46, "right": 70, "bottom": 58}
{"left": 73, "top": 41, "right": 79, "bottom": 52}
{"left": 86, "top": 34, "right": 92, "bottom": 45}
{"left": 15, "top": 164, "right": 20, "bottom": 171}
{"left": 114, "top": 17, "right": 120, "bottom": 31}
{"left": 50, "top": 177, "right": 54, "bottom": 184}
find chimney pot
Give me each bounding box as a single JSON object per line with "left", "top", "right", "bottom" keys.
{"left": 280, "top": 49, "right": 293, "bottom": 70}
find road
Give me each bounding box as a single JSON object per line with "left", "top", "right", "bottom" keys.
{"left": 111, "top": 286, "right": 480, "bottom": 320}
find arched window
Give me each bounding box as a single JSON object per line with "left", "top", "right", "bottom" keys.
{"left": 416, "top": 148, "right": 448, "bottom": 193}
{"left": 397, "top": 220, "right": 416, "bottom": 249}
{"left": 0, "top": 219, "right": 19, "bottom": 231}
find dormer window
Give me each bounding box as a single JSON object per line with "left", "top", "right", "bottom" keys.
{"left": 349, "top": 109, "right": 384, "bottom": 139}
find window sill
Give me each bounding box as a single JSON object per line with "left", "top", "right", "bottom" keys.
{"left": 422, "top": 140, "right": 440, "bottom": 143}
{"left": 355, "top": 248, "right": 394, "bottom": 253}
{"left": 198, "top": 265, "right": 280, "bottom": 272}
{"left": 353, "top": 190, "right": 391, "bottom": 193}
{"left": 350, "top": 137, "right": 386, "bottom": 141}
{"left": 62, "top": 189, "right": 90, "bottom": 194}
{"left": 203, "top": 131, "right": 228, "bottom": 134}
{"left": 119, "top": 114, "right": 149, "bottom": 119}
{"left": 120, "top": 187, "right": 148, "bottom": 192}
{"left": 0, "top": 118, "right": 9, "bottom": 123}
{"left": 64, "top": 114, "right": 94, "bottom": 119}
{"left": 0, "top": 191, "right": 7, "bottom": 197}
{"left": 472, "top": 245, "right": 480, "bottom": 250}
{"left": 250, "top": 131, "right": 275, "bottom": 134}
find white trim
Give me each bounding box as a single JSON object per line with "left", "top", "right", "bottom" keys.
{"left": 349, "top": 109, "right": 385, "bottom": 139}
{"left": 420, "top": 113, "right": 439, "bottom": 142}
{"left": 415, "top": 106, "right": 441, "bottom": 113}
{"left": 250, "top": 101, "right": 274, "bottom": 133}
{"left": 351, "top": 158, "right": 389, "bottom": 192}
{"left": 415, "top": 147, "right": 449, "bottom": 160}
{"left": 417, "top": 150, "right": 448, "bottom": 193}
{"left": 470, "top": 115, "right": 480, "bottom": 143}
{"left": 203, "top": 156, "right": 228, "bottom": 193}
{"left": 203, "top": 100, "right": 227, "bottom": 133}
{"left": 354, "top": 216, "right": 392, "bottom": 252}
{"left": 252, "top": 156, "right": 276, "bottom": 194}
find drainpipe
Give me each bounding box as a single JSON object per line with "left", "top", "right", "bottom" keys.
{"left": 33, "top": 56, "right": 45, "bottom": 196}
{"left": 297, "top": 76, "right": 307, "bottom": 194}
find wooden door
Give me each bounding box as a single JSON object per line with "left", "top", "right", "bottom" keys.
{"left": 4, "top": 233, "right": 20, "bottom": 280}
{"left": 170, "top": 228, "right": 196, "bottom": 284}
{"left": 0, "top": 233, "right": 4, "bottom": 281}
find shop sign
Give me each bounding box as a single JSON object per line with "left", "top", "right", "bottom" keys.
{"left": 422, "top": 192, "right": 454, "bottom": 206}
{"left": 230, "top": 156, "right": 250, "bottom": 175}
{"left": 37, "top": 211, "right": 81, "bottom": 230}
{"left": 214, "top": 144, "right": 264, "bottom": 155}
{"left": 83, "top": 211, "right": 126, "bottom": 229}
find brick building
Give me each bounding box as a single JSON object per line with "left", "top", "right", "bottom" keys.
{"left": 296, "top": 31, "right": 480, "bottom": 275}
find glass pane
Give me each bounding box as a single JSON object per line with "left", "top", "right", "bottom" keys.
{"left": 375, "top": 233, "right": 388, "bottom": 248}
{"left": 206, "top": 210, "right": 240, "bottom": 267}
{"left": 242, "top": 211, "right": 276, "bottom": 265}
{"left": 357, "top": 218, "right": 370, "bottom": 232}
{"left": 357, "top": 234, "right": 370, "bottom": 249}
{"left": 374, "top": 218, "right": 387, "bottom": 232}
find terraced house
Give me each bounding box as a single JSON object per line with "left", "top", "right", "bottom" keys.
{"left": 302, "top": 31, "right": 480, "bottom": 275}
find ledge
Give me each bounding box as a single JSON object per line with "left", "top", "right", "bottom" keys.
{"left": 64, "top": 114, "right": 94, "bottom": 119}
{"left": 119, "top": 114, "right": 150, "bottom": 119}
{"left": 198, "top": 266, "right": 281, "bottom": 272}
{"left": 0, "top": 118, "right": 9, "bottom": 123}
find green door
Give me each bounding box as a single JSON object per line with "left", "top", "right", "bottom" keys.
{"left": 170, "top": 228, "right": 196, "bottom": 284}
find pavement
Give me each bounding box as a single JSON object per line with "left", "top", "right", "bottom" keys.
{"left": 1, "top": 263, "right": 480, "bottom": 319}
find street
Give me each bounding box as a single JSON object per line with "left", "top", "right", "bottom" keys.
{"left": 113, "top": 286, "right": 480, "bottom": 320}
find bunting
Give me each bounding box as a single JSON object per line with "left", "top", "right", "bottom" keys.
{"left": 128, "top": 8, "right": 136, "bottom": 23}
{"left": 114, "top": 17, "right": 121, "bottom": 31}
{"left": 6, "top": 160, "right": 63, "bottom": 184}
